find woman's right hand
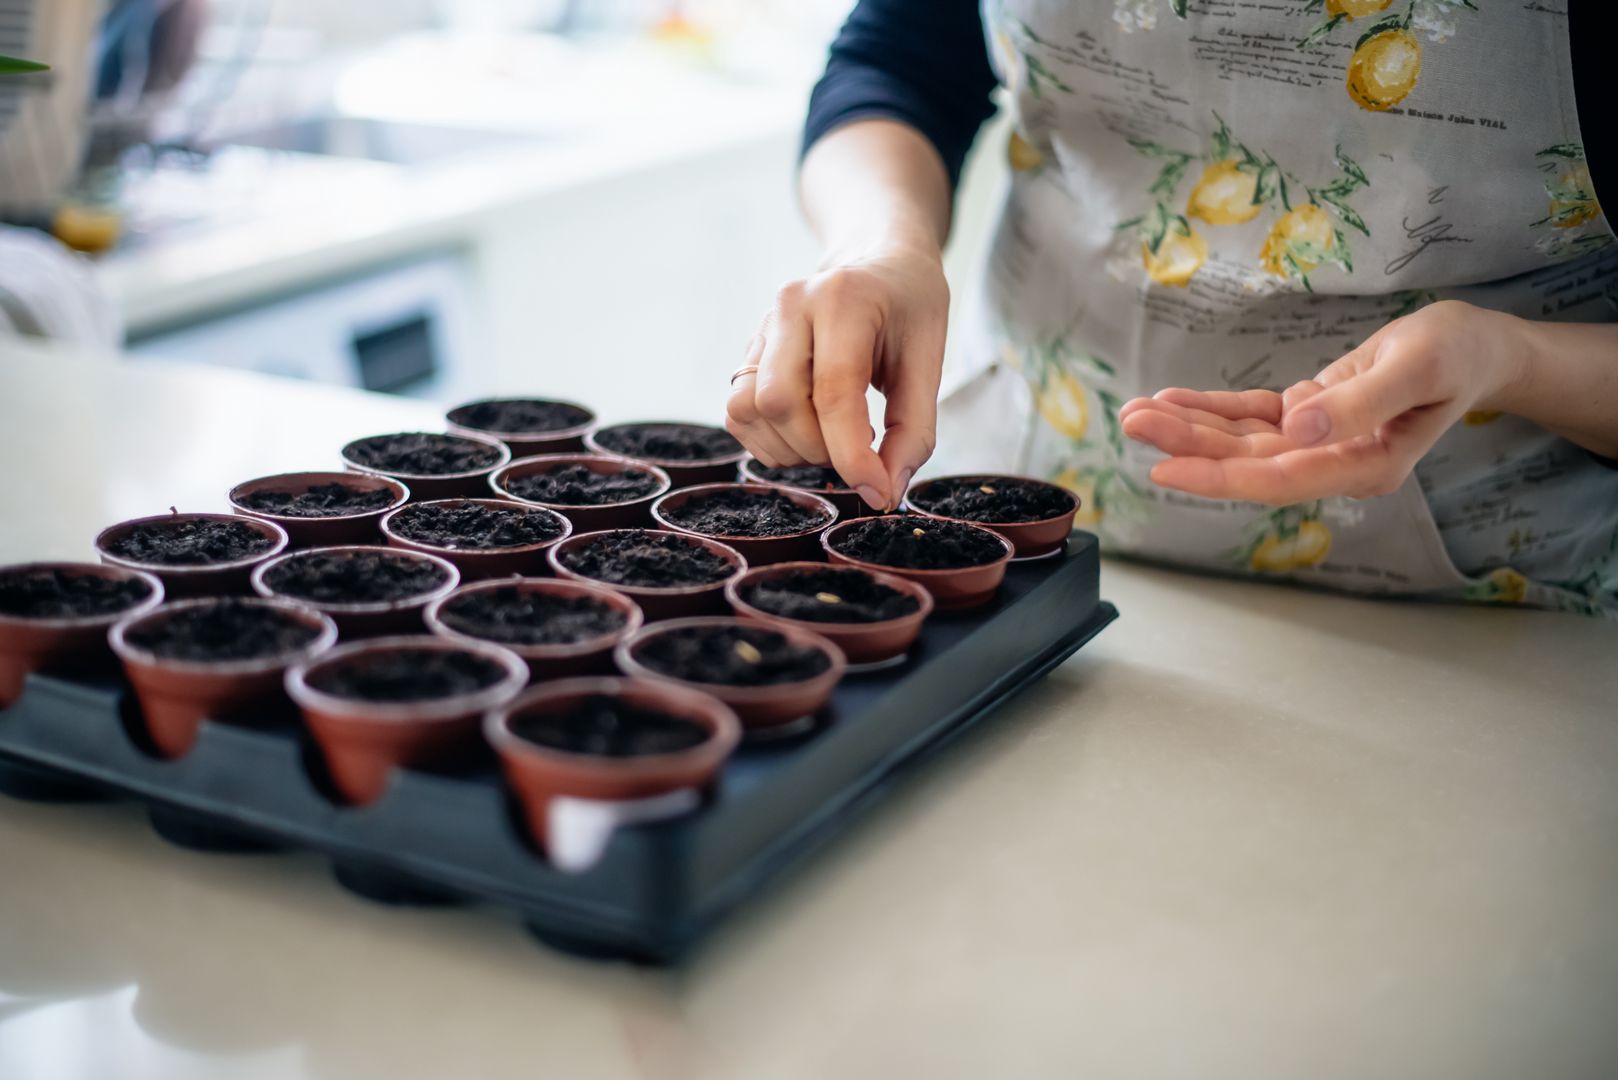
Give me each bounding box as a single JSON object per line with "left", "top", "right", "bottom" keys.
{"left": 725, "top": 241, "right": 950, "bottom": 512}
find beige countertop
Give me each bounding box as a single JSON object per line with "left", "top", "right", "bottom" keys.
{"left": 1, "top": 339, "right": 1615, "bottom": 1080}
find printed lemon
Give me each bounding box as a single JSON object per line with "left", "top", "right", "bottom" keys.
{"left": 1462, "top": 409, "right": 1502, "bottom": 425}
{"left": 52, "top": 202, "right": 123, "bottom": 254}
{"left": 1186, "top": 160, "right": 1262, "bottom": 225}
{"left": 1346, "top": 28, "right": 1422, "bottom": 111}
{"left": 1035, "top": 370, "right": 1090, "bottom": 441}
{"left": 1485, "top": 566, "right": 1528, "bottom": 603}
{"left": 1141, "top": 227, "right": 1208, "bottom": 287}
{"left": 1326, "top": 0, "right": 1394, "bottom": 16}
{"left": 1260, "top": 203, "right": 1335, "bottom": 277}
{"left": 1250, "top": 520, "right": 1332, "bottom": 572}
{"left": 1008, "top": 130, "right": 1046, "bottom": 172}
{"left": 1052, "top": 468, "right": 1102, "bottom": 527}
{"left": 1549, "top": 163, "right": 1602, "bottom": 229}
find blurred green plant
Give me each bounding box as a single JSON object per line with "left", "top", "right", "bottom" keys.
{"left": 0, "top": 55, "right": 50, "bottom": 75}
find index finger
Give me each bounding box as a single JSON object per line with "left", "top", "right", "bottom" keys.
{"left": 810, "top": 313, "right": 890, "bottom": 509}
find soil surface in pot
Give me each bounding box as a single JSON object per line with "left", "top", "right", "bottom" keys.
{"left": 911, "top": 477, "right": 1076, "bottom": 524}
{"left": 636, "top": 624, "right": 831, "bottom": 687}
{"left": 125, "top": 600, "right": 319, "bottom": 662}
{"left": 391, "top": 501, "right": 564, "bottom": 549}
{"left": 237, "top": 483, "right": 397, "bottom": 518}
{"left": 559, "top": 533, "right": 733, "bottom": 588}
{"left": 740, "top": 568, "right": 919, "bottom": 624}
{"left": 438, "top": 587, "right": 626, "bottom": 646}
{"left": 105, "top": 519, "right": 274, "bottom": 566}
{"left": 503, "top": 464, "right": 662, "bottom": 506}
{"left": 449, "top": 399, "right": 591, "bottom": 433}
{"left": 750, "top": 464, "right": 851, "bottom": 492}
{"left": 663, "top": 489, "right": 829, "bottom": 538}
{"left": 307, "top": 648, "right": 506, "bottom": 702}
{"left": 594, "top": 423, "right": 741, "bottom": 462}
{"left": 263, "top": 551, "right": 449, "bottom": 605}
{"left": 833, "top": 516, "right": 1005, "bottom": 570}
{"left": 510, "top": 695, "right": 709, "bottom": 757}
{"left": 346, "top": 434, "right": 502, "bottom": 475}
{"left": 0, "top": 567, "right": 154, "bottom": 619}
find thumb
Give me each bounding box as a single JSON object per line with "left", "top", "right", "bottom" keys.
{"left": 1282, "top": 353, "right": 1428, "bottom": 448}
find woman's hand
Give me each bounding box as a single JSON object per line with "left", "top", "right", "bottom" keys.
{"left": 726, "top": 242, "right": 949, "bottom": 511}
{"left": 1118, "top": 300, "right": 1532, "bottom": 504}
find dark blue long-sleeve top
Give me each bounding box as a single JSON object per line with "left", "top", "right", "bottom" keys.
{"left": 803, "top": 0, "right": 1611, "bottom": 203}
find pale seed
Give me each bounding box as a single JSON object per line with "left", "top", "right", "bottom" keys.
{"left": 979, "top": 485, "right": 996, "bottom": 495}
{"left": 734, "top": 640, "right": 762, "bottom": 664}
{"left": 912, "top": 527, "right": 926, "bottom": 538}
{"left": 814, "top": 591, "right": 842, "bottom": 604}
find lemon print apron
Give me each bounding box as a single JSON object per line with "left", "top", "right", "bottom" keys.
{"left": 936, "top": 0, "right": 1618, "bottom": 616}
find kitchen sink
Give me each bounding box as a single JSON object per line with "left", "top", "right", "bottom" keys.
{"left": 211, "top": 115, "right": 540, "bottom": 166}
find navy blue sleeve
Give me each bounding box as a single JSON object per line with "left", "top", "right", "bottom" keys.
{"left": 802, "top": 0, "right": 1000, "bottom": 189}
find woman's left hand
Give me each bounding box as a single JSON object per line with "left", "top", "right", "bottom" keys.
{"left": 1118, "top": 300, "right": 1526, "bottom": 505}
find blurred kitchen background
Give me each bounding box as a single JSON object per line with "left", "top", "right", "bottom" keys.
{"left": 0, "top": 0, "right": 1009, "bottom": 421}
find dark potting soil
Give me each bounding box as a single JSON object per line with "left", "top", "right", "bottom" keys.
{"left": 437, "top": 586, "right": 626, "bottom": 646}
{"left": 104, "top": 518, "right": 275, "bottom": 566}
{"left": 910, "top": 477, "right": 1076, "bottom": 524}
{"left": 262, "top": 550, "right": 449, "bottom": 605}
{"left": 448, "top": 398, "right": 592, "bottom": 434}
{"left": 593, "top": 423, "right": 742, "bottom": 462}
{"left": 833, "top": 516, "right": 1006, "bottom": 570}
{"left": 344, "top": 433, "right": 502, "bottom": 476}
{"left": 0, "top": 567, "right": 154, "bottom": 619}
{"left": 125, "top": 600, "right": 320, "bottom": 662}
{"left": 389, "top": 501, "right": 565, "bottom": 550}
{"left": 307, "top": 647, "right": 506, "bottom": 702}
{"left": 740, "top": 567, "right": 920, "bottom": 624}
{"left": 237, "top": 483, "right": 397, "bottom": 518}
{"left": 510, "top": 695, "right": 709, "bottom": 757}
{"left": 502, "top": 463, "right": 663, "bottom": 506}
{"left": 750, "top": 464, "right": 851, "bottom": 492}
{"left": 661, "top": 488, "right": 830, "bottom": 538}
{"left": 557, "top": 532, "right": 735, "bottom": 588}
{"left": 634, "top": 624, "right": 831, "bottom": 687}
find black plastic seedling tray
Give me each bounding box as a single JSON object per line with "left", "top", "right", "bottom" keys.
{"left": 0, "top": 534, "right": 1116, "bottom": 963}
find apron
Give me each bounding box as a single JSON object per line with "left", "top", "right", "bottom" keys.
{"left": 938, "top": 0, "right": 1618, "bottom": 617}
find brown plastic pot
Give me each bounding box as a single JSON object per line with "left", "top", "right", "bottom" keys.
{"left": 0, "top": 563, "right": 164, "bottom": 707}
{"left": 251, "top": 545, "right": 460, "bottom": 639}
{"left": 616, "top": 616, "right": 846, "bottom": 730}
{"left": 584, "top": 422, "right": 747, "bottom": 488}
{"left": 380, "top": 498, "right": 572, "bottom": 581}
{"left": 820, "top": 518, "right": 1013, "bottom": 611}
{"left": 425, "top": 577, "right": 643, "bottom": 682}
{"left": 229, "top": 471, "right": 409, "bottom": 549}
{"left": 741, "top": 458, "right": 876, "bottom": 520}
{"left": 651, "top": 483, "right": 837, "bottom": 566}
{"left": 446, "top": 397, "right": 597, "bottom": 456}
{"left": 904, "top": 474, "right": 1079, "bottom": 559}
{"left": 286, "top": 635, "right": 527, "bottom": 806}
{"left": 725, "top": 561, "right": 933, "bottom": 667}
{"left": 486, "top": 676, "right": 740, "bottom": 854}
{"left": 547, "top": 529, "right": 746, "bottom": 622}
{"left": 110, "top": 597, "right": 338, "bottom": 760}
{"left": 96, "top": 512, "right": 290, "bottom": 599}
{"left": 489, "top": 453, "right": 672, "bottom": 532}
{"left": 341, "top": 431, "right": 512, "bottom": 501}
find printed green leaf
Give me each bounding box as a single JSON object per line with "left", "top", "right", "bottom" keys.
{"left": 1098, "top": 390, "right": 1126, "bottom": 457}
{"left": 1356, "top": 10, "right": 1410, "bottom": 48}
{"left": 1151, "top": 158, "right": 1191, "bottom": 196}
{"left": 1171, "top": 0, "right": 1188, "bottom": 16}
{"left": 1334, "top": 146, "right": 1369, "bottom": 186}
{"left": 1253, "top": 163, "right": 1280, "bottom": 207}
{"left": 1297, "top": 13, "right": 1346, "bottom": 49}
{"left": 1535, "top": 143, "right": 1586, "bottom": 161}
{"left": 0, "top": 55, "right": 49, "bottom": 74}
{"left": 1320, "top": 191, "right": 1369, "bottom": 235}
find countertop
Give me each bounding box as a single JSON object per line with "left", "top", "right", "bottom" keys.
{"left": 2, "top": 340, "right": 1616, "bottom": 1080}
